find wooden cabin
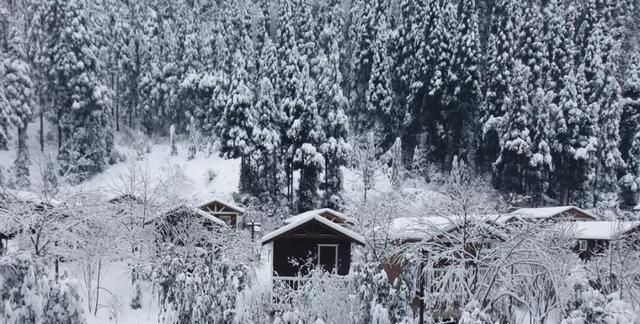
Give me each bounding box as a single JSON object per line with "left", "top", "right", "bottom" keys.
{"left": 261, "top": 210, "right": 365, "bottom": 288}
{"left": 567, "top": 221, "right": 640, "bottom": 260}
{"left": 147, "top": 204, "right": 227, "bottom": 246}
{"left": 198, "top": 199, "right": 245, "bottom": 229}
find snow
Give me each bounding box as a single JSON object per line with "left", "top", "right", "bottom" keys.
{"left": 507, "top": 206, "right": 597, "bottom": 221}
{"left": 2, "top": 188, "right": 62, "bottom": 206}
{"left": 634, "top": 203, "right": 640, "bottom": 211}
{"left": 83, "top": 141, "right": 240, "bottom": 204}
{"left": 283, "top": 208, "right": 354, "bottom": 225}
{"left": 261, "top": 212, "right": 366, "bottom": 246}
{"left": 61, "top": 261, "right": 160, "bottom": 324}
{"left": 564, "top": 221, "right": 640, "bottom": 240}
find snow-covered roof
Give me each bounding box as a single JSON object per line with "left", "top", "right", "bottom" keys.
{"left": 506, "top": 206, "right": 597, "bottom": 221}
{"left": 283, "top": 208, "right": 354, "bottom": 225}
{"left": 151, "top": 204, "right": 228, "bottom": 227}
{"left": 389, "top": 214, "right": 508, "bottom": 241}
{"left": 197, "top": 198, "right": 245, "bottom": 214}
{"left": 261, "top": 213, "right": 365, "bottom": 246}
{"left": 2, "top": 189, "right": 61, "bottom": 207}
{"left": 634, "top": 204, "right": 640, "bottom": 212}
{"left": 566, "top": 221, "right": 640, "bottom": 240}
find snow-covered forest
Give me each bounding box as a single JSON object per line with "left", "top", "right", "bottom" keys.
{"left": 1, "top": 0, "right": 640, "bottom": 323}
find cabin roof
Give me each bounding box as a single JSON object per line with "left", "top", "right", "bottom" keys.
{"left": 197, "top": 198, "right": 245, "bottom": 214}
{"left": 506, "top": 206, "right": 597, "bottom": 222}
{"left": 261, "top": 213, "right": 365, "bottom": 246}
{"left": 148, "top": 204, "right": 228, "bottom": 227}
{"left": 389, "top": 215, "right": 508, "bottom": 241}
{"left": 283, "top": 208, "right": 354, "bottom": 225}
{"left": 634, "top": 203, "right": 640, "bottom": 211}
{"left": 565, "top": 221, "right": 640, "bottom": 240}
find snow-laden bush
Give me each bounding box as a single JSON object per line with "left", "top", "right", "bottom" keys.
{"left": 459, "top": 300, "right": 492, "bottom": 324}
{"left": 154, "top": 245, "right": 249, "bottom": 324}
{"left": 562, "top": 265, "right": 638, "bottom": 324}
{"left": 0, "top": 253, "right": 86, "bottom": 324}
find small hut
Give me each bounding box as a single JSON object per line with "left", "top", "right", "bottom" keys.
{"left": 261, "top": 209, "right": 364, "bottom": 287}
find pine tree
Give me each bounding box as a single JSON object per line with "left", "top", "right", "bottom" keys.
{"left": 218, "top": 50, "right": 255, "bottom": 193}
{"left": 620, "top": 132, "right": 640, "bottom": 208}
{"left": 481, "top": 0, "right": 519, "bottom": 170}
{"left": 317, "top": 36, "right": 350, "bottom": 210}
{"left": 444, "top": 0, "right": 482, "bottom": 165}
{"left": 51, "top": 0, "right": 113, "bottom": 179}
{"left": 594, "top": 66, "right": 624, "bottom": 208}
{"left": 494, "top": 62, "right": 533, "bottom": 194}
{"left": 365, "top": 14, "right": 395, "bottom": 141}
{"left": 253, "top": 76, "right": 281, "bottom": 201}
{"left": 621, "top": 53, "right": 640, "bottom": 163}
{"left": 4, "top": 27, "right": 35, "bottom": 188}
{"left": 529, "top": 87, "right": 553, "bottom": 205}
{"left": 291, "top": 65, "right": 324, "bottom": 212}
{"left": 516, "top": 5, "right": 547, "bottom": 88}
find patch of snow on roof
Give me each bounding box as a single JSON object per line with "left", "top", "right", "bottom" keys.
{"left": 283, "top": 208, "right": 353, "bottom": 225}
{"left": 262, "top": 213, "right": 365, "bottom": 246}
{"left": 566, "top": 221, "right": 640, "bottom": 240}
{"left": 151, "top": 204, "right": 228, "bottom": 227}
{"left": 509, "top": 206, "right": 597, "bottom": 220}
{"left": 634, "top": 204, "right": 640, "bottom": 211}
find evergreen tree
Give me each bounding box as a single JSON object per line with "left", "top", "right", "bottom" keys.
{"left": 594, "top": 66, "right": 624, "bottom": 208}
{"left": 620, "top": 132, "right": 640, "bottom": 208}
{"left": 253, "top": 76, "right": 281, "bottom": 201}
{"left": 444, "top": 0, "right": 482, "bottom": 165}
{"left": 51, "top": 0, "right": 113, "bottom": 179}
{"left": 4, "top": 27, "right": 35, "bottom": 188}
{"left": 621, "top": 53, "right": 640, "bottom": 163}
{"left": 317, "top": 38, "right": 349, "bottom": 210}
{"left": 494, "top": 62, "right": 533, "bottom": 194}
{"left": 529, "top": 87, "right": 553, "bottom": 205}
{"left": 481, "top": 0, "right": 518, "bottom": 171}
{"left": 218, "top": 51, "right": 255, "bottom": 193}
{"left": 365, "top": 14, "right": 395, "bottom": 142}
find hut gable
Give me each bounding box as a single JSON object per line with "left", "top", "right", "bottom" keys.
{"left": 197, "top": 199, "right": 244, "bottom": 228}
{"left": 262, "top": 213, "right": 364, "bottom": 278}
{"left": 283, "top": 208, "right": 354, "bottom": 226}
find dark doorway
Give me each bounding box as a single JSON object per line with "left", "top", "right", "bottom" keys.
{"left": 318, "top": 244, "right": 338, "bottom": 273}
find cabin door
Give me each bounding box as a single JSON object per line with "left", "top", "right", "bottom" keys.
{"left": 318, "top": 244, "right": 338, "bottom": 273}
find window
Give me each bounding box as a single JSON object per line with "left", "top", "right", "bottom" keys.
{"left": 578, "top": 240, "right": 588, "bottom": 251}
{"left": 317, "top": 244, "right": 339, "bottom": 273}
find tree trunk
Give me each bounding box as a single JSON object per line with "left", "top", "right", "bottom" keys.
{"left": 39, "top": 101, "right": 44, "bottom": 152}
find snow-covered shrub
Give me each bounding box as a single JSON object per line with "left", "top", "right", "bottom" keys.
{"left": 205, "top": 168, "right": 217, "bottom": 184}
{"left": 154, "top": 245, "right": 249, "bottom": 324}
{"left": 459, "top": 300, "right": 492, "bottom": 324}
{"left": 0, "top": 253, "right": 86, "bottom": 324}
{"left": 562, "top": 265, "right": 638, "bottom": 324}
